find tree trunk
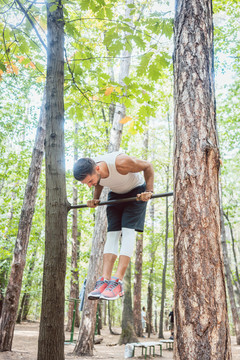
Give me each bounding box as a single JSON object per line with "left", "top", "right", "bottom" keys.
{"left": 66, "top": 123, "right": 80, "bottom": 332}
{"left": 0, "top": 193, "right": 15, "bottom": 318}
{"left": 37, "top": 2, "right": 68, "bottom": 360}
{"left": 173, "top": 0, "right": 232, "bottom": 358}
{"left": 17, "top": 250, "right": 37, "bottom": 323}
{"left": 159, "top": 181, "right": 169, "bottom": 338}
{"left": 133, "top": 233, "right": 143, "bottom": 337}
{"left": 159, "top": 117, "right": 172, "bottom": 338}
{"left": 223, "top": 211, "right": 240, "bottom": 293}
{"left": 0, "top": 90, "right": 46, "bottom": 351}
{"left": 220, "top": 190, "right": 240, "bottom": 345}
{"left": 108, "top": 301, "right": 114, "bottom": 335}
{"left": 103, "top": 301, "right": 107, "bottom": 326}
{"left": 119, "top": 262, "right": 138, "bottom": 344}
{"left": 133, "top": 127, "right": 148, "bottom": 338}
{"left": 73, "top": 199, "right": 108, "bottom": 355}
{"left": 147, "top": 202, "right": 155, "bottom": 337}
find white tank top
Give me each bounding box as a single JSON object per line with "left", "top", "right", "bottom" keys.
{"left": 94, "top": 151, "right": 144, "bottom": 194}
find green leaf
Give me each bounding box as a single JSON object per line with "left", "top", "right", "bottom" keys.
{"left": 0, "top": 62, "right": 6, "bottom": 72}
{"left": 49, "top": 4, "right": 58, "bottom": 12}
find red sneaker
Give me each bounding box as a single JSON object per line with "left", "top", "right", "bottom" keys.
{"left": 100, "top": 277, "right": 124, "bottom": 300}
{"left": 88, "top": 277, "right": 109, "bottom": 300}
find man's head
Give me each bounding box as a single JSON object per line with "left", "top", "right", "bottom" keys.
{"left": 73, "top": 158, "right": 101, "bottom": 188}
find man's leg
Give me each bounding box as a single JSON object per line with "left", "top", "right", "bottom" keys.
{"left": 102, "top": 253, "right": 117, "bottom": 280}
{"left": 88, "top": 231, "right": 120, "bottom": 300}
{"left": 100, "top": 228, "right": 135, "bottom": 300}
{"left": 114, "top": 255, "right": 130, "bottom": 280}
{"left": 114, "top": 227, "right": 135, "bottom": 279}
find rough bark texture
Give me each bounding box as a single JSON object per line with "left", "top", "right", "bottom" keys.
{"left": 133, "top": 128, "right": 148, "bottom": 337}
{"left": 119, "top": 262, "right": 138, "bottom": 345}
{"left": 223, "top": 212, "right": 240, "bottom": 295}
{"left": 220, "top": 191, "right": 240, "bottom": 345}
{"left": 0, "top": 91, "right": 46, "bottom": 351}
{"left": 159, "top": 177, "right": 169, "bottom": 338}
{"left": 159, "top": 121, "right": 172, "bottom": 338}
{"left": 173, "top": 0, "right": 232, "bottom": 359}
{"left": 17, "top": 250, "right": 36, "bottom": 323}
{"left": 0, "top": 193, "right": 15, "bottom": 317}
{"left": 37, "top": 2, "right": 68, "bottom": 360}
{"left": 147, "top": 202, "right": 155, "bottom": 337}
{"left": 66, "top": 124, "right": 80, "bottom": 332}
{"left": 73, "top": 200, "right": 108, "bottom": 355}
{"left": 133, "top": 233, "right": 143, "bottom": 337}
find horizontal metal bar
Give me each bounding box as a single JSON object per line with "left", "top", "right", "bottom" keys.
{"left": 70, "top": 192, "right": 173, "bottom": 210}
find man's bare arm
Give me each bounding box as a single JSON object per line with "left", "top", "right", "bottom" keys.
{"left": 116, "top": 154, "right": 154, "bottom": 193}
{"left": 87, "top": 184, "right": 103, "bottom": 208}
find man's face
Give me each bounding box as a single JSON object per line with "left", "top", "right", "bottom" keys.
{"left": 81, "top": 169, "right": 101, "bottom": 188}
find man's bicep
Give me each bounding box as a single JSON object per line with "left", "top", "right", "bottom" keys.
{"left": 116, "top": 154, "right": 148, "bottom": 174}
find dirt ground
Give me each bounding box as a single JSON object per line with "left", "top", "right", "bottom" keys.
{"left": 0, "top": 322, "right": 239, "bottom": 360}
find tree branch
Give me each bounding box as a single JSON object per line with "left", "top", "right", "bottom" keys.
{"left": 14, "top": 0, "right": 47, "bottom": 51}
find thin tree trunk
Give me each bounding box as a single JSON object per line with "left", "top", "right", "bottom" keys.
{"left": 220, "top": 189, "right": 240, "bottom": 344}
{"left": 66, "top": 123, "right": 80, "bottom": 332}
{"left": 0, "top": 90, "right": 46, "bottom": 351}
{"left": 21, "top": 293, "right": 31, "bottom": 321}
{"left": 173, "top": 0, "right": 232, "bottom": 358}
{"left": 147, "top": 202, "right": 155, "bottom": 338}
{"left": 17, "top": 249, "right": 37, "bottom": 323}
{"left": 133, "top": 127, "right": 148, "bottom": 337}
{"left": 159, "top": 116, "right": 172, "bottom": 338}
{"left": 108, "top": 301, "right": 113, "bottom": 334}
{"left": 223, "top": 211, "right": 240, "bottom": 292}
{"left": 74, "top": 200, "right": 108, "bottom": 355}
{"left": 37, "top": 2, "right": 68, "bottom": 360}
{"left": 133, "top": 233, "right": 143, "bottom": 337}
{"left": 103, "top": 301, "right": 107, "bottom": 326}
{"left": 0, "top": 192, "right": 16, "bottom": 317}
{"left": 119, "top": 262, "right": 138, "bottom": 344}
{"left": 158, "top": 181, "right": 169, "bottom": 338}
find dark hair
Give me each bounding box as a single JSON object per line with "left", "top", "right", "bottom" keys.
{"left": 73, "top": 158, "right": 96, "bottom": 181}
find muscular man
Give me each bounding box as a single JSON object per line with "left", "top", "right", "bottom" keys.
{"left": 73, "top": 151, "right": 154, "bottom": 301}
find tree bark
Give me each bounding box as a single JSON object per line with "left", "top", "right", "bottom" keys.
{"left": 119, "top": 262, "right": 138, "bottom": 344}
{"left": 173, "top": 0, "right": 232, "bottom": 358}
{"left": 159, "top": 177, "right": 169, "bottom": 338}
{"left": 73, "top": 199, "right": 108, "bottom": 355}
{"left": 223, "top": 211, "right": 240, "bottom": 294}
{"left": 0, "top": 192, "right": 15, "bottom": 317}
{"left": 133, "top": 233, "right": 143, "bottom": 337}
{"left": 133, "top": 127, "right": 148, "bottom": 337}
{"left": 66, "top": 123, "right": 80, "bottom": 332}
{"left": 0, "top": 90, "right": 46, "bottom": 351}
{"left": 37, "top": 2, "right": 68, "bottom": 360}
{"left": 17, "top": 249, "right": 37, "bottom": 323}
{"left": 147, "top": 202, "right": 155, "bottom": 337}
{"left": 220, "top": 190, "right": 240, "bottom": 345}
{"left": 159, "top": 116, "right": 172, "bottom": 338}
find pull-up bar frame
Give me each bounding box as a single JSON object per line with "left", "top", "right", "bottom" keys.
{"left": 70, "top": 192, "right": 173, "bottom": 210}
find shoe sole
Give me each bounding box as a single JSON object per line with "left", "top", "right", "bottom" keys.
{"left": 100, "top": 292, "right": 124, "bottom": 301}
{"left": 88, "top": 294, "right": 101, "bottom": 300}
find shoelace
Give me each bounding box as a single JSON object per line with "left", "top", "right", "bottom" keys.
{"left": 95, "top": 279, "right": 106, "bottom": 289}
{"left": 107, "top": 280, "right": 120, "bottom": 291}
